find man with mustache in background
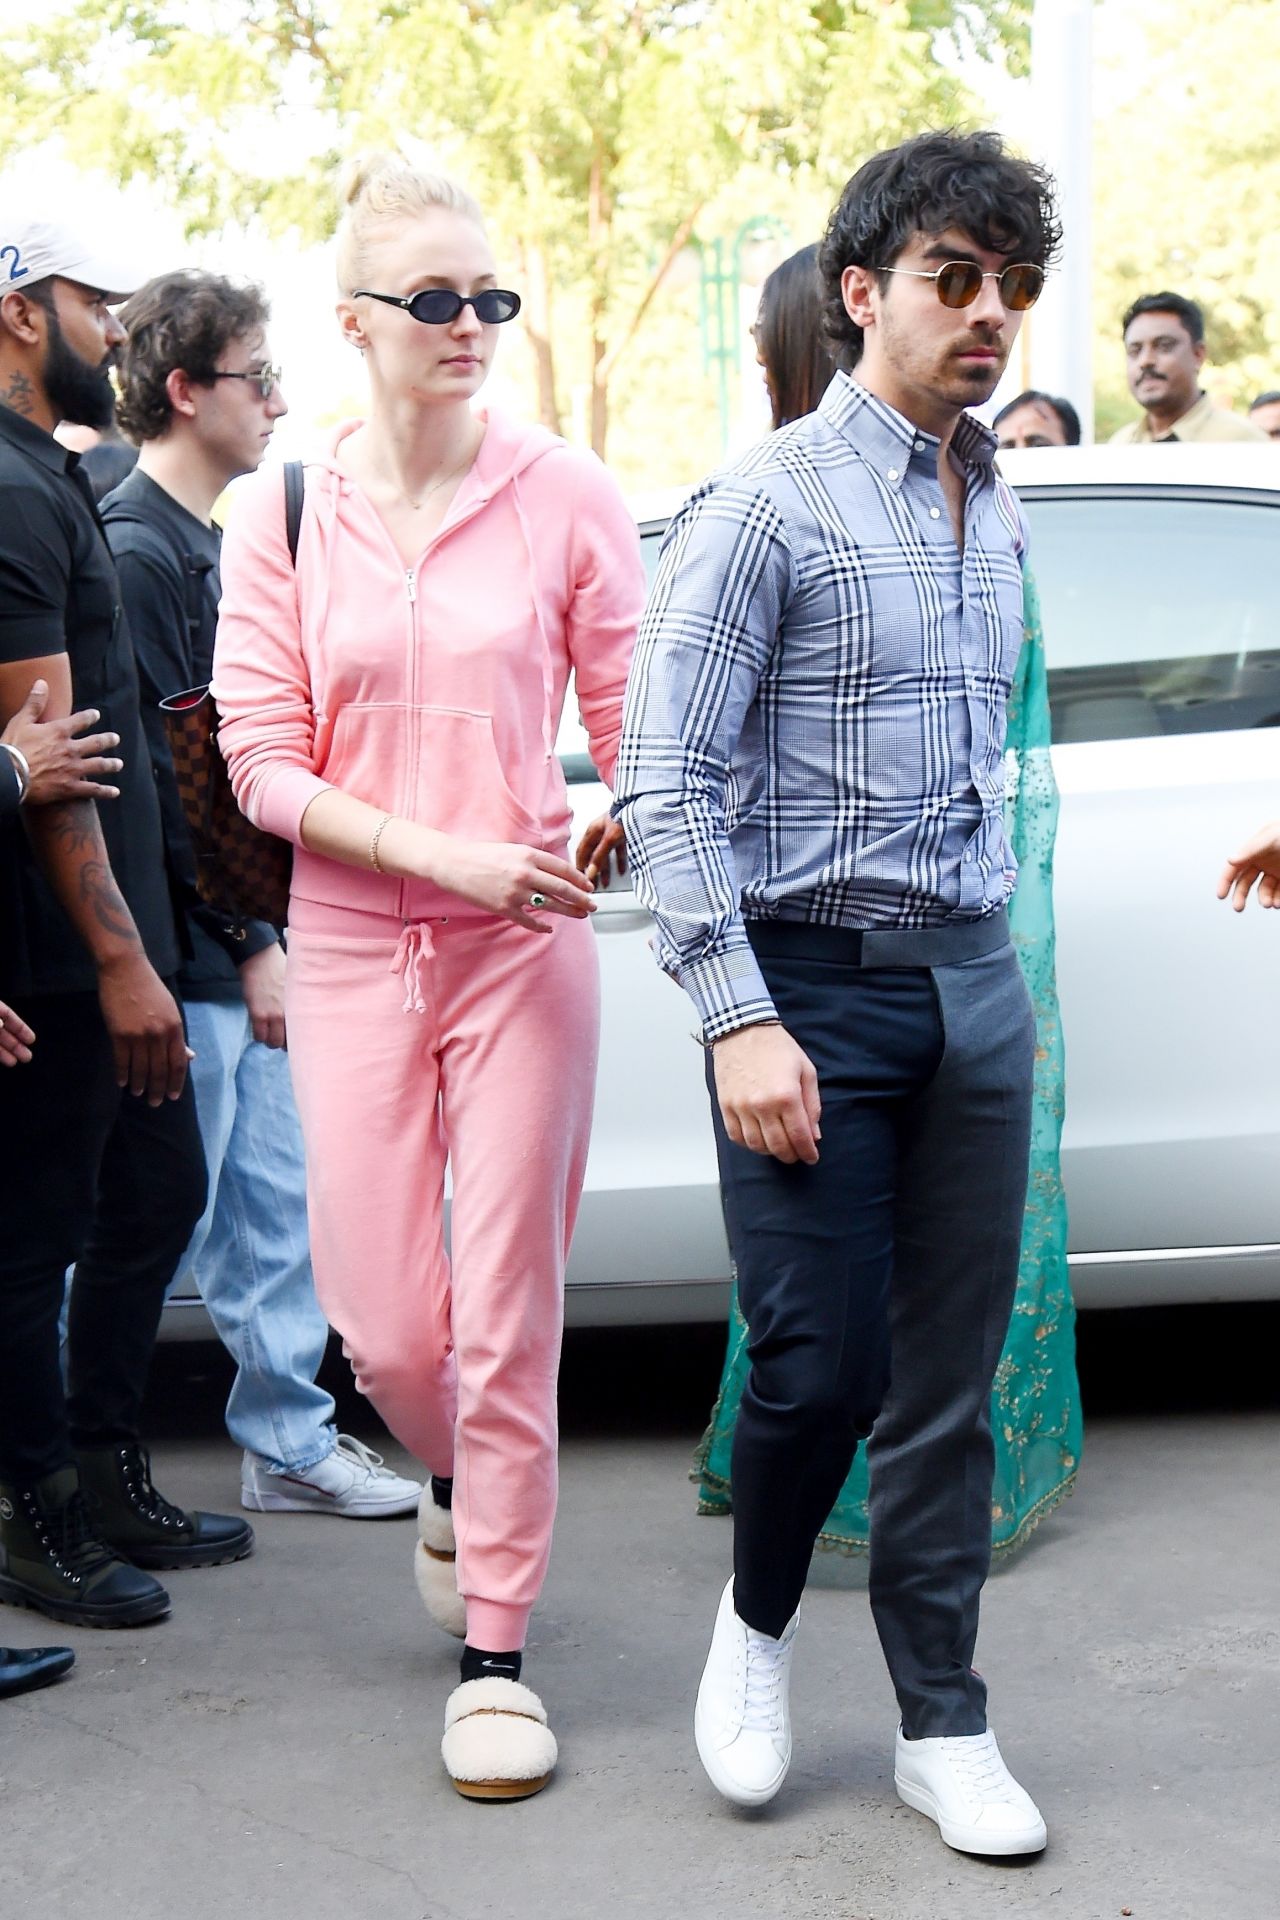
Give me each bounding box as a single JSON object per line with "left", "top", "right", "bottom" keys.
{"left": 1110, "top": 292, "right": 1267, "bottom": 443}
{"left": 0, "top": 214, "right": 250, "bottom": 1640}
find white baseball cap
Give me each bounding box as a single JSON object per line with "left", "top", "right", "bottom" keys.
{"left": 1, "top": 214, "right": 147, "bottom": 304}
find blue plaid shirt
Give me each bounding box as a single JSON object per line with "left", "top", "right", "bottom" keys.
{"left": 613, "top": 373, "right": 1029, "bottom": 1041}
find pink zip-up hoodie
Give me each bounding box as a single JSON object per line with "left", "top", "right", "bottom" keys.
{"left": 213, "top": 408, "right": 645, "bottom": 932}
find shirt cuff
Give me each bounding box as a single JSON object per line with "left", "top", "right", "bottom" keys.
{"left": 675, "top": 940, "right": 779, "bottom": 1043}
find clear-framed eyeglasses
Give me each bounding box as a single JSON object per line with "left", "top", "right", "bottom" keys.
{"left": 208, "top": 363, "right": 284, "bottom": 399}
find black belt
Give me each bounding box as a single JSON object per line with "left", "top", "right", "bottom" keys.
{"left": 744, "top": 909, "right": 1010, "bottom": 969}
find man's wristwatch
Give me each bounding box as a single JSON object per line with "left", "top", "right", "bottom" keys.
{"left": 0, "top": 740, "right": 31, "bottom": 804}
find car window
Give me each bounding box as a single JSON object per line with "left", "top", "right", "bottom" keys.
{"left": 555, "top": 521, "right": 668, "bottom": 776}
{"left": 1022, "top": 493, "right": 1280, "bottom": 743}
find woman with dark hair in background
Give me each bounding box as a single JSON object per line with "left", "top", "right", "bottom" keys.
{"left": 695, "top": 238, "right": 1082, "bottom": 1573}
{"left": 753, "top": 244, "right": 839, "bottom": 429}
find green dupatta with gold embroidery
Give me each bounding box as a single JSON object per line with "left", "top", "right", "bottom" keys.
{"left": 693, "top": 569, "right": 1082, "bottom": 1556}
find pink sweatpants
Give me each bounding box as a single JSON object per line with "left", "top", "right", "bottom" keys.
{"left": 285, "top": 910, "right": 599, "bottom": 1651}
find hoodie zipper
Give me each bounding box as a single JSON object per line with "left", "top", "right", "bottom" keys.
{"left": 399, "top": 567, "right": 418, "bottom": 921}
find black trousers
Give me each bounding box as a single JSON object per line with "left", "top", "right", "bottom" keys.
{"left": 0, "top": 989, "right": 207, "bottom": 1482}
{"left": 712, "top": 916, "right": 1034, "bottom": 1739}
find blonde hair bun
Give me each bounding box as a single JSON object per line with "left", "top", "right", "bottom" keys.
{"left": 336, "top": 149, "right": 485, "bottom": 291}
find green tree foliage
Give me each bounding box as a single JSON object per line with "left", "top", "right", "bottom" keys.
{"left": 0, "top": 1, "right": 1025, "bottom": 455}
{"left": 1091, "top": 0, "right": 1280, "bottom": 437}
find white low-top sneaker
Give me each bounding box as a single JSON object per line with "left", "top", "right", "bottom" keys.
{"left": 694, "top": 1577, "right": 798, "bottom": 1807}
{"left": 894, "top": 1725, "right": 1047, "bottom": 1856}
{"left": 241, "top": 1435, "right": 422, "bottom": 1517}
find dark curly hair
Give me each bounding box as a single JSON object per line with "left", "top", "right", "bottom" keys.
{"left": 818, "top": 130, "right": 1062, "bottom": 367}
{"left": 115, "top": 270, "right": 270, "bottom": 443}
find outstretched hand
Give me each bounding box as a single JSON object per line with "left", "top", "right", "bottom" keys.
{"left": 432, "top": 839, "right": 597, "bottom": 932}
{"left": 2, "top": 678, "right": 123, "bottom": 805}
{"left": 575, "top": 814, "right": 627, "bottom": 888}
{"left": 1217, "top": 819, "right": 1280, "bottom": 912}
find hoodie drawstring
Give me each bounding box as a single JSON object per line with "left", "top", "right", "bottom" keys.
{"left": 391, "top": 921, "right": 437, "bottom": 1014}
{"left": 510, "top": 473, "right": 556, "bottom": 762}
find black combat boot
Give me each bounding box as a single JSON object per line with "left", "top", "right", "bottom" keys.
{"left": 75, "top": 1442, "right": 254, "bottom": 1571}
{"left": 0, "top": 1467, "right": 171, "bottom": 1627}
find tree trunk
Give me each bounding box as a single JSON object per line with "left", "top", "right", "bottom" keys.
{"left": 587, "top": 124, "right": 611, "bottom": 457}
{"left": 517, "top": 238, "right": 562, "bottom": 436}
{"left": 590, "top": 334, "right": 609, "bottom": 459}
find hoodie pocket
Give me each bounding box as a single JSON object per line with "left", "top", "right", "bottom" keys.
{"left": 324, "top": 702, "right": 544, "bottom": 845}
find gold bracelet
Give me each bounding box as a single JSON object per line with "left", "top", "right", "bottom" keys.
{"left": 370, "top": 812, "right": 393, "bottom": 873}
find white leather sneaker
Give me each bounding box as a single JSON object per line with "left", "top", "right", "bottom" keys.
{"left": 894, "top": 1725, "right": 1047, "bottom": 1855}
{"left": 694, "top": 1577, "right": 798, "bottom": 1807}
{"left": 241, "top": 1436, "right": 422, "bottom": 1517}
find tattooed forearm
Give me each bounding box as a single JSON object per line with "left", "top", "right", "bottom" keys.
{"left": 81, "top": 859, "right": 142, "bottom": 944}
{"left": 0, "top": 371, "right": 35, "bottom": 417}
{"left": 38, "top": 798, "right": 98, "bottom": 856}
{"left": 23, "top": 791, "right": 144, "bottom": 964}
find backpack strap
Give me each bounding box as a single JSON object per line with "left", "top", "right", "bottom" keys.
{"left": 101, "top": 504, "right": 214, "bottom": 652}
{"left": 179, "top": 550, "right": 215, "bottom": 651}
{"left": 283, "top": 461, "right": 305, "bottom": 567}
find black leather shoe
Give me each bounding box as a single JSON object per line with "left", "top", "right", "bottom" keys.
{"left": 0, "top": 1644, "right": 75, "bottom": 1698}
{"left": 75, "top": 1443, "right": 255, "bottom": 1571}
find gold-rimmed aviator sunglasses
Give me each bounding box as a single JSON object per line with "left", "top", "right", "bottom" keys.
{"left": 878, "top": 262, "right": 1044, "bottom": 312}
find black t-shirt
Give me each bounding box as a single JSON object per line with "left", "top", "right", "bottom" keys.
{"left": 0, "top": 405, "right": 178, "bottom": 997}
{"left": 100, "top": 469, "right": 276, "bottom": 999}
{"left": 80, "top": 437, "right": 138, "bottom": 504}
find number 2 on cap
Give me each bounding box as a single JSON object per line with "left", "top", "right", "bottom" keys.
{"left": 1, "top": 246, "right": 29, "bottom": 282}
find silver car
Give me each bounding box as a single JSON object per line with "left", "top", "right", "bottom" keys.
{"left": 165, "top": 442, "right": 1280, "bottom": 1336}
{"left": 560, "top": 442, "right": 1280, "bottom": 1322}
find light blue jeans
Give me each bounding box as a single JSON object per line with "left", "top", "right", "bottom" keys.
{"left": 173, "top": 997, "right": 337, "bottom": 1474}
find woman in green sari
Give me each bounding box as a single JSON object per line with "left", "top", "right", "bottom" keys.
{"left": 693, "top": 250, "right": 1082, "bottom": 1557}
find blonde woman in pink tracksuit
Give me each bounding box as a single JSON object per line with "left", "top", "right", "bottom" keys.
{"left": 212, "top": 154, "right": 645, "bottom": 1800}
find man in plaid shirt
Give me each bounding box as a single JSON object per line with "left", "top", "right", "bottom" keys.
{"left": 616, "top": 130, "right": 1060, "bottom": 1855}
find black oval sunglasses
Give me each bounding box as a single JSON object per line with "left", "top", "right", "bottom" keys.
{"left": 352, "top": 287, "right": 522, "bottom": 326}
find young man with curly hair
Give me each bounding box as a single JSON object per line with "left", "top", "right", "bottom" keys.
{"left": 101, "top": 271, "right": 421, "bottom": 1519}
{"left": 616, "top": 130, "right": 1060, "bottom": 1852}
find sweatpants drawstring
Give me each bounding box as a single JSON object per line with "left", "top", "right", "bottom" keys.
{"left": 391, "top": 922, "right": 437, "bottom": 1014}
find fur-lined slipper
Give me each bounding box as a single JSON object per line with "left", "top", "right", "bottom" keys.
{"left": 413, "top": 1489, "right": 466, "bottom": 1638}
{"left": 441, "top": 1677, "right": 558, "bottom": 1801}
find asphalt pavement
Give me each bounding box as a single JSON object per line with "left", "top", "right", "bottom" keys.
{"left": 4, "top": 1307, "right": 1279, "bottom": 1920}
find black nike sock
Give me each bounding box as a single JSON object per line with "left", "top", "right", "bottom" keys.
{"left": 460, "top": 1645, "right": 522, "bottom": 1685}
{"left": 430, "top": 1474, "right": 453, "bottom": 1510}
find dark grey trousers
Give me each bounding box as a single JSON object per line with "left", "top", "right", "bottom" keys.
{"left": 711, "top": 913, "right": 1035, "bottom": 1738}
